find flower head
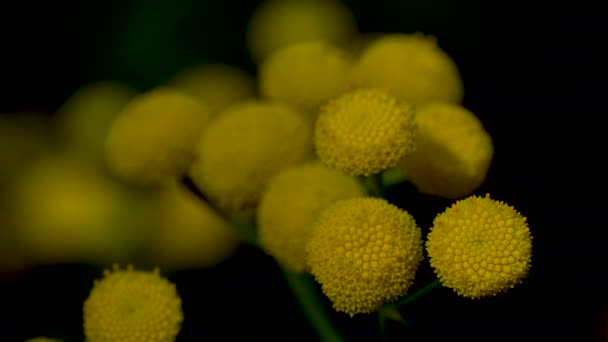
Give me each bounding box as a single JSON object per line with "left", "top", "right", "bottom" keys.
{"left": 314, "top": 88, "right": 416, "bottom": 176}
{"left": 401, "top": 103, "right": 493, "bottom": 198}
{"left": 258, "top": 161, "right": 366, "bottom": 272}
{"left": 426, "top": 194, "right": 532, "bottom": 298}
{"left": 105, "top": 87, "right": 211, "bottom": 186}
{"left": 83, "top": 264, "right": 183, "bottom": 342}
{"left": 190, "top": 100, "right": 313, "bottom": 221}
{"left": 307, "top": 197, "right": 423, "bottom": 316}
{"left": 351, "top": 33, "right": 463, "bottom": 106}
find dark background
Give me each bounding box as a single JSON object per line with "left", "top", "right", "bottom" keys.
{"left": 1, "top": 0, "right": 606, "bottom": 341}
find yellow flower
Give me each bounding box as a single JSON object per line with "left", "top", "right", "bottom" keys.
{"left": 258, "top": 161, "right": 366, "bottom": 272}
{"left": 307, "top": 197, "right": 423, "bottom": 316}
{"left": 190, "top": 100, "right": 313, "bottom": 222}
{"left": 105, "top": 87, "right": 212, "bottom": 186}
{"left": 314, "top": 88, "right": 416, "bottom": 176}
{"left": 83, "top": 265, "right": 183, "bottom": 342}
{"left": 24, "top": 338, "right": 62, "bottom": 342}
{"left": 145, "top": 181, "right": 241, "bottom": 270}
{"left": 168, "top": 64, "right": 256, "bottom": 116}
{"left": 259, "top": 40, "right": 353, "bottom": 121}
{"left": 246, "top": 0, "right": 357, "bottom": 62}
{"left": 426, "top": 194, "right": 532, "bottom": 298}
{"left": 350, "top": 33, "right": 463, "bottom": 106}
{"left": 401, "top": 103, "right": 493, "bottom": 198}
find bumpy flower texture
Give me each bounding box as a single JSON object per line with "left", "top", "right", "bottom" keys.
{"left": 401, "top": 103, "right": 493, "bottom": 198}
{"left": 427, "top": 194, "right": 532, "bottom": 298}
{"left": 307, "top": 197, "right": 423, "bottom": 316}
{"left": 83, "top": 265, "right": 183, "bottom": 342}
{"left": 315, "top": 88, "right": 416, "bottom": 176}
{"left": 258, "top": 161, "right": 366, "bottom": 272}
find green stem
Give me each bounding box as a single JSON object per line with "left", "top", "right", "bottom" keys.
{"left": 394, "top": 279, "right": 441, "bottom": 307}
{"left": 361, "top": 173, "right": 385, "bottom": 197}
{"left": 282, "top": 269, "right": 344, "bottom": 342}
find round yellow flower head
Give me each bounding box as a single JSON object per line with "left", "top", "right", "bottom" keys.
{"left": 259, "top": 40, "right": 353, "bottom": 121}
{"left": 401, "top": 103, "right": 493, "bottom": 198}
{"left": 307, "top": 197, "right": 424, "bottom": 316}
{"left": 190, "top": 100, "right": 313, "bottom": 222}
{"left": 351, "top": 33, "right": 464, "bottom": 106}
{"left": 146, "top": 181, "right": 241, "bottom": 270}
{"left": 54, "top": 81, "right": 136, "bottom": 161}
{"left": 105, "top": 87, "right": 212, "bottom": 186}
{"left": 258, "top": 161, "right": 366, "bottom": 272}
{"left": 426, "top": 194, "right": 532, "bottom": 298}
{"left": 83, "top": 264, "right": 183, "bottom": 342}
{"left": 315, "top": 88, "right": 416, "bottom": 176}
{"left": 24, "top": 338, "right": 62, "bottom": 342}
{"left": 168, "top": 64, "right": 256, "bottom": 116}
{"left": 247, "top": 0, "right": 357, "bottom": 62}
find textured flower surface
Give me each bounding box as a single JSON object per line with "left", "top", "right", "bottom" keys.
{"left": 307, "top": 197, "right": 423, "bottom": 316}
{"left": 258, "top": 161, "right": 366, "bottom": 272}
{"left": 190, "top": 100, "right": 313, "bottom": 222}
{"left": 401, "top": 103, "right": 493, "bottom": 198}
{"left": 427, "top": 194, "right": 532, "bottom": 298}
{"left": 315, "top": 88, "right": 416, "bottom": 176}
{"left": 351, "top": 33, "right": 463, "bottom": 106}
{"left": 83, "top": 265, "right": 183, "bottom": 342}
{"left": 259, "top": 40, "right": 353, "bottom": 120}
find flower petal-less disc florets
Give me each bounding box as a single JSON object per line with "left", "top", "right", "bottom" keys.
{"left": 307, "top": 197, "right": 423, "bottom": 316}
{"left": 426, "top": 194, "right": 532, "bottom": 298}
{"left": 83, "top": 265, "right": 183, "bottom": 342}
{"left": 314, "top": 88, "right": 416, "bottom": 176}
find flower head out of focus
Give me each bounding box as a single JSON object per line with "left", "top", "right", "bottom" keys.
{"left": 83, "top": 264, "right": 183, "bottom": 342}
{"left": 307, "top": 197, "right": 424, "bottom": 316}
{"left": 426, "top": 194, "right": 533, "bottom": 298}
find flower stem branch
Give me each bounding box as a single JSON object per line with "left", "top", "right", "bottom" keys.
{"left": 395, "top": 279, "right": 441, "bottom": 307}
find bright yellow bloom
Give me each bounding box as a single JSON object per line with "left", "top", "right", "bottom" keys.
{"left": 105, "top": 87, "right": 212, "bottom": 186}
{"left": 259, "top": 40, "right": 353, "bottom": 121}
{"left": 83, "top": 265, "right": 183, "bottom": 342}
{"left": 145, "top": 181, "right": 240, "bottom": 270}
{"left": 351, "top": 33, "right": 463, "bottom": 106}
{"left": 24, "top": 338, "right": 62, "bottom": 342}
{"left": 247, "top": 0, "right": 357, "bottom": 62}
{"left": 258, "top": 161, "right": 366, "bottom": 272}
{"left": 315, "top": 88, "right": 416, "bottom": 176}
{"left": 168, "top": 64, "right": 256, "bottom": 116}
{"left": 307, "top": 197, "right": 423, "bottom": 316}
{"left": 401, "top": 103, "right": 493, "bottom": 198}
{"left": 426, "top": 194, "right": 532, "bottom": 298}
{"left": 190, "top": 100, "right": 313, "bottom": 222}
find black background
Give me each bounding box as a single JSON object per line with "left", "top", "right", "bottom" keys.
{"left": 0, "top": 0, "right": 606, "bottom": 341}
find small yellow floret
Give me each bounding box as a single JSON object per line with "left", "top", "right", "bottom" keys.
{"left": 315, "top": 88, "right": 416, "bottom": 176}
{"left": 401, "top": 103, "right": 493, "bottom": 198}
{"left": 351, "top": 33, "right": 463, "bottom": 106}
{"left": 190, "top": 100, "right": 313, "bottom": 222}
{"left": 307, "top": 197, "right": 423, "bottom": 316}
{"left": 83, "top": 265, "right": 183, "bottom": 342}
{"left": 426, "top": 194, "right": 532, "bottom": 298}
{"left": 259, "top": 40, "right": 353, "bottom": 121}
{"left": 105, "top": 87, "right": 211, "bottom": 186}
{"left": 247, "top": 0, "right": 357, "bottom": 62}
{"left": 258, "top": 161, "right": 366, "bottom": 272}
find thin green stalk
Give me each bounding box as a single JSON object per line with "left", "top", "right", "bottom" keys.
{"left": 361, "top": 173, "right": 385, "bottom": 197}
{"left": 394, "top": 279, "right": 441, "bottom": 307}
{"left": 282, "top": 269, "right": 344, "bottom": 342}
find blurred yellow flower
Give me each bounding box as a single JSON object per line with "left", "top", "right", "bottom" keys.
{"left": 426, "top": 194, "right": 532, "bottom": 298}
{"left": 307, "top": 197, "right": 423, "bottom": 316}
{"left": 83, "top": 265, "right": 183, "bottom": 342}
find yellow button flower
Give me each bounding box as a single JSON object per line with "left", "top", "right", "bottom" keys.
{"left": 426, "top": 194, "right": 533, "bottom": 298}
{"left": 105, "top": 87, "right": 211, "bottom": 186}
{"left": 258, "top": 161, "right": 366, "bottom": 272}
{"left": 401, "top": 103, "right": 493, "bottom": 198}
{"left": 315, "top": 88, "right": 416, "bottom": 176}
{"left": 83, "top": 265, "right": 183, "bottom": 342}
{"left": 259, "top": 40, "right": 353, "bottom": 121}
{"left": 351, "top": 33, "right": 463, "bottom": 106}
{"left": 307, "top": 197, "right": 423, "bottom": 316}
{"left": 190, "top": 100, "right": 313, "bottom": 222}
